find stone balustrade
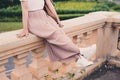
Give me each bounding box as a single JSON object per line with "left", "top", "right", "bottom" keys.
{"left": 0, "top": 11, "right": 120, "bottom": 80}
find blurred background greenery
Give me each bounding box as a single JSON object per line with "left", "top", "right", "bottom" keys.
{"left": 0, "top": 0, "right": 120, "bottom": 32}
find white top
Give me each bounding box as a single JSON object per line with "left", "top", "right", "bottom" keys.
{"left": 20, "top": 0, "right": 45, "bottom": 11}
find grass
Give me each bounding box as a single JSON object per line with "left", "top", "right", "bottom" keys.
{"left": 0, "top": 22, "right": 22, "bottom": 32}
{"left": 55, "top": 1, "right": 97, "bottom": 11}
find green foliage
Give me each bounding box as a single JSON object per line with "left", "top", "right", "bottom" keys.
{"left": 104, "top": 1, "right": 117, "bottom": 8}
{"left": 0, "top": 0, "right": 13, "bottom": 8}
{"left": 0, "top": 5, "right": 22, "bottom": 18}
{"left": 91, "top": 3, "right": 110, "bottom": 11}
{"left": 0, "top": 0, "right": 20, "bottom": 8}
{"left": 57, "top": 10, "right": 94, "bottom": 14}
{"left": 112, "top": 5, "right": 120, "bottom": 11}
{"left": 0, "top": 17, "right": 21, "bottom": 22}
{"left": 67, "top": 72, "right": 75, "bottom": 79}
{"left": 7, "top": 5, "right": 21, "bottom": 10}
{"left": 59, "top": 14, "right": 84, "bottom": 20}
{"left": 0, "top": 9, "right": 21, "bottom": 17}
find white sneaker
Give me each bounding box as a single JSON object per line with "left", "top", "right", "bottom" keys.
{"left": 76, "top": 55, "right": 93, "bottom": 67}
{"left": 79, "top": 44, "right": 96, "bottom": 59}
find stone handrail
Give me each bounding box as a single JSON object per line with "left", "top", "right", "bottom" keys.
{"left": 0, "top": 11, "right": 120, "bottom": 80}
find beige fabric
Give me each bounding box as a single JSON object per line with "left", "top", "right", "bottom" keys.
{"left": 28, "top": 9, "right": 80, "bottom": 62}
{"left": 20, "top": 0, "right": 45, "bottom": 11}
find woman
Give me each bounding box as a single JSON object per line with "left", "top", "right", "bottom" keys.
{"left": 17, "top": 0, "right": 93, "bottom": 70}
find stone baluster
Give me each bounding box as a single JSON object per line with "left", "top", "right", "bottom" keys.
{"left": 77, "top": 34, "right": 83, "bottom": 47}
{"left": 86, "top": 31, "right": 93, "bottom": 46}
{"left": 29, "top": 47, "right": 48, "bottom": 80}
{"left": 87, "top": 31, "right": 97, "bottom": 61}
{"left": 11, "top": 52, "right": 32, "bottom": 80}
{"left": 92, "top": 30, "right": 97, "bottom": 44}
{"left": 0, "top": 59, "right": 9, "bottom": 80}
{"left": 81, "top": 32, "right": 92, "bottom": 47}
{"left": 72, "top": 35, "right": 77, "bottom": 44}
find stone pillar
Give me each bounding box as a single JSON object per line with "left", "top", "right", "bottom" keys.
{"left": 96, "top": 24, "right": 105, "bottom": 59}
{"left": 103, "top": 22, "right": 119, "bottom": 57}
{"left": 97, "top": 22, "right": 119, "bottom": 59}
{"left": 86, "top": 31, "right": 93, "bottom": 46}
{"left": 110, "top": 23, "right": 120, "bottom": 56}
{"left": 77, "top": 34, "right": 83, "bottom": 47}
{"left": 102, "top": 22, "right": 113, "bottom": 57}
{"left": 11, "top": 52, "right": 33, "bottom": 80}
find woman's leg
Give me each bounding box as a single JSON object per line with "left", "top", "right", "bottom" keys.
{"left": 44, "top": 29, "right": 80, "bottom": 62}
{"left": 28, "top": 10, "right": 80, "bottom": 62}
{"left": 44, "top": 33, "right": 80, "bottom": 74}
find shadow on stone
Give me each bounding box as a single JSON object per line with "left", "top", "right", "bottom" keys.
{"left": 84, "top": 61, "right": 120, "bottom": 80}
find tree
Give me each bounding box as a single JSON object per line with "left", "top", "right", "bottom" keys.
{"left": 0, "top": 0, "right": 20, "bottom": 8}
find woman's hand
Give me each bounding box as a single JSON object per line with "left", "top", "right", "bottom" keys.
{"left": 58, "top": 21, "right": 64, "bottom": 28}
{"left": 16, "top": 29, "right": 29, "bottom": 38}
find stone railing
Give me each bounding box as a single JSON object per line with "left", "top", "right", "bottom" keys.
{"left": 0, "top": 11, "right": 120, "bottom": 80}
